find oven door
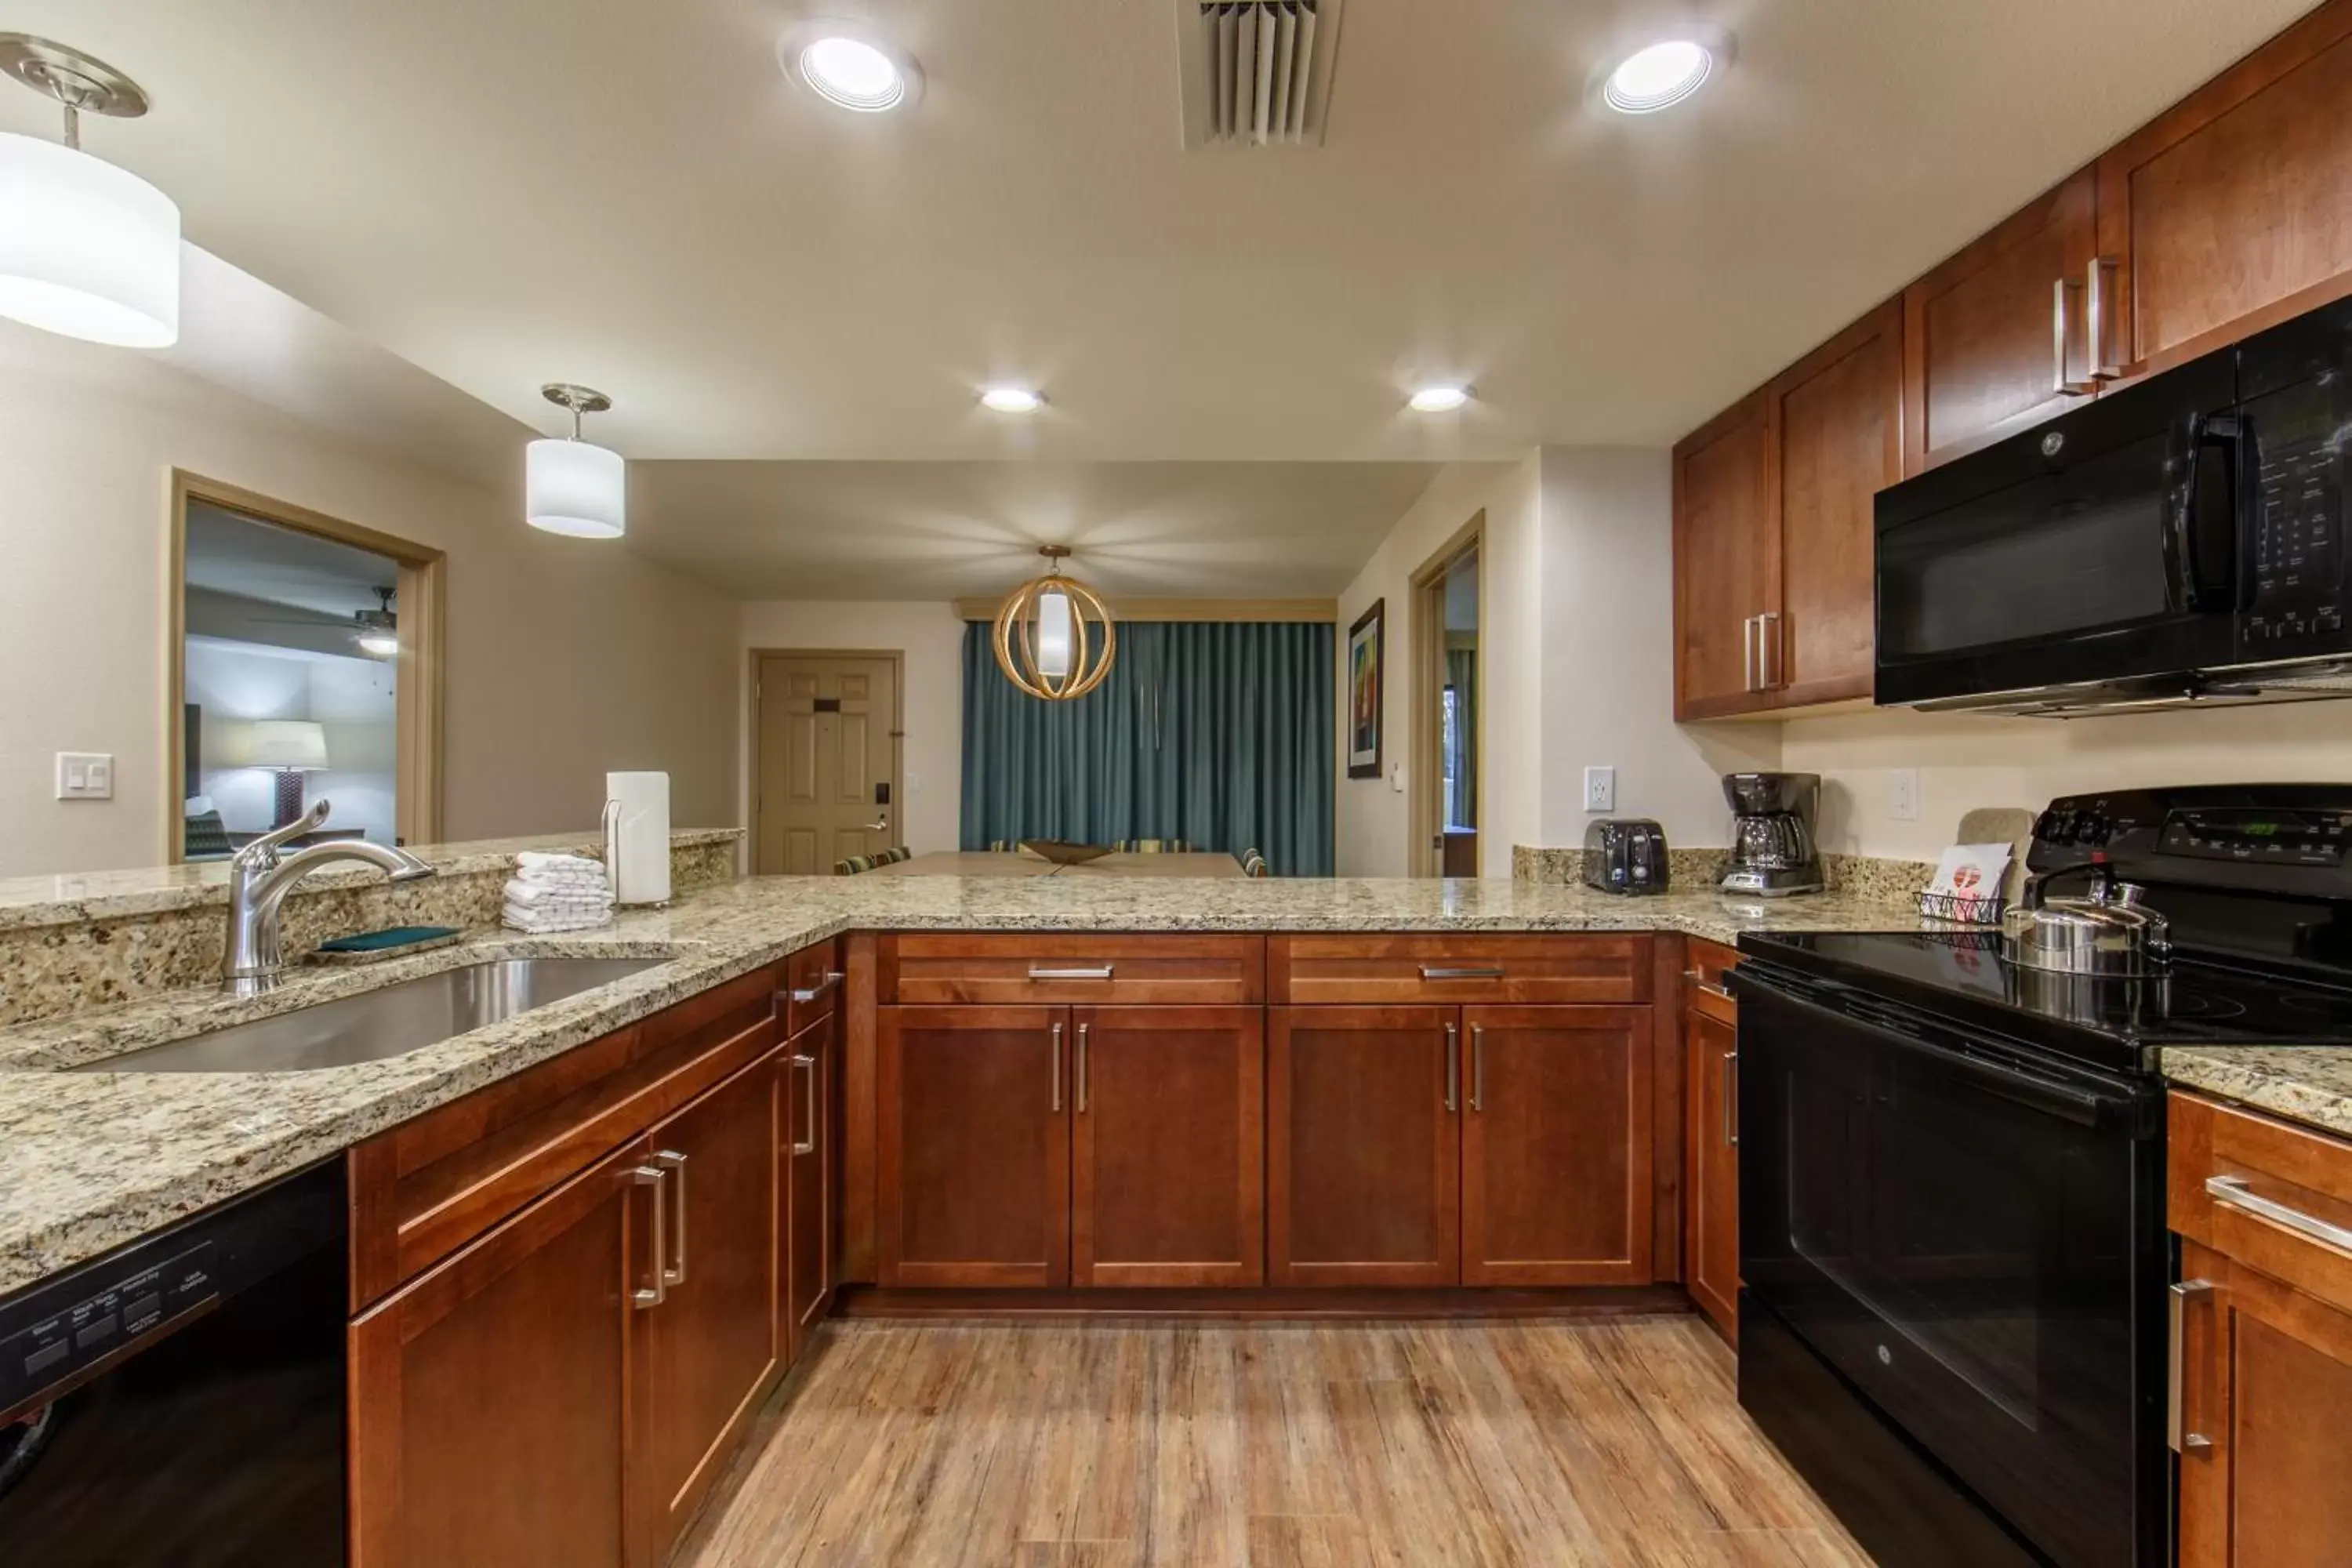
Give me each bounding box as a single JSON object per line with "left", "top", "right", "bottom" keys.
{"left": 1874, "top": 345, "right": 2240, "bottom": 708}
{"left": 1736, "top": 965, "right": 2163, "bottom": 1568}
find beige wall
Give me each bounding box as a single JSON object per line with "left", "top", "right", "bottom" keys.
{"left": 0, "top": 322, "right": 739, "bottom": 877}
{"left": 1783, "top": 703, "right": 2352, "bottom": 859}
{"left": 739, "top": 601, "right": 967, "bottom": 858}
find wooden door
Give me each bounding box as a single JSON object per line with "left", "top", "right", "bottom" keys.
{"left": 1268, "top": 1005, "right": 1459, "bottom": 1287}
{"left": 877, "top": 1005, "right": 1070, "bottom": 1287}
{"left": 753, "top": 652, "right": 901, "bottom": 874}
{"left": 350, "top": 1139, "right": 647, "bottom": 1568}
{"left": 1683, "top": 1004, "right": 1740, "bottom": 1340}
{"left": 2177, "top": 1241, "right": 2352, "bottom": 1567}
{"left": 1768, "top": 299, "right": 1901, "bottom": 707}
{"left": 2097, "top": 5, "right": 2352, "bottom": 385}
{"left": 1071, "top": 1005, "right": 1265, "bottom": 1287}
{"left": 1458, "top": 1006, "right": 1653, "bottom": 1286}
{"left": 1671, "top": 390, "right": 1777, "bottom": 719}
{"left": 783, "top": 1010, "right": 834, "bottom": 1358}
{"left": 630, "top": 1055, "right": 782, "bottom": 1568}
{"left": 1900, "top": 170, "right": 2098, "bottom": 474}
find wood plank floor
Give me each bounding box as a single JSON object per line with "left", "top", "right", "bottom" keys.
{"left": 672, "top": 1315, "right": 1872, "bottom": 1568}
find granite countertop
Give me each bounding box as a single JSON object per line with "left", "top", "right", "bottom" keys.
{"left": 2161, "top": 1046, "right": 2352, "bottom": 1141}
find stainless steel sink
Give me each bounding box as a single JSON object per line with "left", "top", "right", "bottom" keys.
{"left": 79, "top": 956, "right": 666, "bottom": 1073}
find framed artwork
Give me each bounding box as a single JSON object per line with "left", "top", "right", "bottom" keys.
{"left": 1347, "top": 599, "right": 1385, "bottom": 780}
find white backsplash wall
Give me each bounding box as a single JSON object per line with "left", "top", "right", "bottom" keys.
{"left": 1783, "top": 702, "right": 2352, "bottom": 859}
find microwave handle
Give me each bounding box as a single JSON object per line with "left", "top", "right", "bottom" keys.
{"left": 2163, "top": 411, "right": 2241, "bottom": 614}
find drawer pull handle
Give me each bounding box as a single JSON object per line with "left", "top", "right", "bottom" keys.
{"left": 1722, "top": 1050, "right": 1739, "bottom": 1147}
{"left": 1689, "top": 978, "right": 1733, "bottom": 1001}
{"left": 789, "top": 971, "right": 843, "bottom": 1005}
{"left": 1050, "top": 1021, "right": 1064, "bottom": 1112}
{"left": 1076, "top": 1022, "right": 1091, "bottom": 1113}
{"left": 1421, "top": 966, "right": 1505, "bottom": 981}
{"left": 1444, "top": 1022, "right": 1460, "bottom": 1113}
{"left": 1029, "top": 966, "right": 1116, "bottom": 981}
{"left": 2206, "top": 1174, "right": 2352, "bottom": 1253}
{"left": 789, "top": 1054, "right": 818, "bottom": 1155}
{"left": 652, "top": 1149, "right": 688, "bottom": 1287}
{"left": 630, "top": 1166, "right": 667, "bottom": 1309}
{"left": 1469, "top": 1023, "right": 1485, "bottom": 1112}
{"left": 2169, "top": 1278, "right": 2213, "bottom": 1454}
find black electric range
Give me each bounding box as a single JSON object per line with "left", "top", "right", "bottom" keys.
{"left": 1730, "top": 784, "right": 2352, "bottom": 1568}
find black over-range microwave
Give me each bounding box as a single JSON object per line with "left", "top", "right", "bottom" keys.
{"left": 1873, "top": 292, "right": 2352, "bottom": 715}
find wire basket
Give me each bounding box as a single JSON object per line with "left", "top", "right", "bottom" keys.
{"left": 1917, "top": 888, "right": 2008, "bottom": 928}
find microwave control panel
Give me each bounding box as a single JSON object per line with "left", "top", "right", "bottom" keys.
{"left": 2244, "top": 416, "right": 2346, "bottom": 650}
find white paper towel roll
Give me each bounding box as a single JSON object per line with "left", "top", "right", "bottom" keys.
{"left": 604, "top": 771, "right": 671, "bottom": 906}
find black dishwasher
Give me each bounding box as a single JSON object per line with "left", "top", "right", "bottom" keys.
{"left": 0, "top": 1160, "right": 347, "bottom": 1566}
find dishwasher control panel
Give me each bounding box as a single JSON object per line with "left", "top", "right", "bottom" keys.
{"left": 0, "top": 1240, "right": 216, "bottom": 1411}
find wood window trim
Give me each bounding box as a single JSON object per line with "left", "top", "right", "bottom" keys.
{"left": 165, "top": 470, "right": 445, "bottom": 860}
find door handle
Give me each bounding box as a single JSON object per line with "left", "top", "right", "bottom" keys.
{"left": 630, "top": 1165, "right": 667, "bottom": 1309}
{"left": 1050, "top": 1020, "right": 1064, "bottom": 1112}
{"left": 2169, "top": 1278, "right": 2214, "bottom": 1454}
{"left": 1468, "top": 1022, "right": 1485, "bottom": 1112}
{"left": 790, "top": 1054, "right": 818, "bottom": 1155}
{"left": 789, "top": 971, "right": 843, "bottom": 1005}
{"left": 1722, "top": 1050, "right": 1739, "bottom": 1147}
{"left": 1444, "top": 1022, "right": 1460, "bottom": 1113}
{"left": 2053, "top": 275, "right": 2094, "bottom": 396}
{"left": 1076, "top": 1021, "right": 1091, "bottom": 1113}
{"left": 652, "top": 1149, "right": 688, "bottom": 1287}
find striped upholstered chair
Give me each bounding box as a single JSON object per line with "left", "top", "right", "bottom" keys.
{"left": 879, "top": 846, "right": 913, "bottom": 864}
{"left": 1240, "top": 848, "right": 1270, "bottom": 877}
{"left": 1114, "top": 838, "right": 1194, "bottom": 853}
{"left": 833, "top": 854, "right": 878, "bottom": 875}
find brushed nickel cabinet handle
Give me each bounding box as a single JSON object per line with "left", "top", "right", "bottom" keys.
{"left": 1030, "top": 966, "right": 1116, "bottom": 981}
{"left": 1050, "top": 1021, "right": 1064, "bottom": 1112}
{"left": 1722, "top": 1050, "right": 1739, "bottom": 1147}
{"left": 1469, "top": 1023, "right": 1485, "bottom": 1112}
{"left": 1420, "top": 966, "right": 1505, "bottom": 981}
{"left": 2169, "top": 1278, "right": 2214, "bottom": 1454}
{"left": 2053, "top": 276, "right": 2094, "bottom": 396}
{"left": 652, "top": 1149, "right": 688, "bottom": 1287}
{"left": 2207, "top": 1174, "right": 2352, "bottom": 1252}
{"left": 630, "top": 1166, "right": 667, "bottom": 1308}
{"left": 1076, "top": 1021, "right": 1091, "bottom": 1113}
{"left": 1759, "top": 611, "right": 1782, "bottom": 689}
{"left": 789, "top": 1054, "right": 818, "bottom": 1156}
{"left": 2086, "top": 256, "right": 2123, "bottom": 381}
{"left": 1743, "top": 614, "right": 1759, "bottom": 692}
{"left": 789, "top": 971, "right": 843, "bottom": 1005}
{"left": 1683, "top": 969, "right": 1735, "bottom": 1002}
{"left": 1444, "top": 1022, "right": 1460, "bottom": 1113}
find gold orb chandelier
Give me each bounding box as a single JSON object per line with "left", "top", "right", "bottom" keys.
{"left": 992, "top": 545, "right": 1116, "bottom": 701}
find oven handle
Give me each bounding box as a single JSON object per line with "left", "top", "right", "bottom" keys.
{"left": 2163, "top": 410, "right": 2241, "bottom": 615}
{"left": 1733, "top": 970, "right": 2132, "bottom": 1128}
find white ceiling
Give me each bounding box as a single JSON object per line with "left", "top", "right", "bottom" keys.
{"left": 2, "top": 0, "right": 2318, "bottom": 468}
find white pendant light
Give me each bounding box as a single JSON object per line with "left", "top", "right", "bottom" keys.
{"left": 992, "top": 546, "right": 1116, "bottom": 701}
{"left": 0, "top": 35, "right": 180, "bottom": 348}
{"left": 1034, "top": 585, "right": 1074, "bottom": 679}
{"left": 526, "top": 383, "right": 626, "bottom": 539}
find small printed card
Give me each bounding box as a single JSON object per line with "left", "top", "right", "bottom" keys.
{"left": 1924, "top": 843, "right": 2014, "bottom": 923}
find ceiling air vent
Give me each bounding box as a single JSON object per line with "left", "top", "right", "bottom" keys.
{"left": 1177, "top": 0, "right": 1346, "bottom": 148}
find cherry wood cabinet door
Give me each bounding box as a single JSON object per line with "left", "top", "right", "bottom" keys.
{"left": 350, "top": 1139, "right": 648, "bottom": 1568}
{"left": 1458, "top": 1007, "right": 1653, "bottom": 1286}
{"left": 1672, "top": 390, "right": 1778, "bottom": 720}
{"left": 2097, "top": 5, "right": 2352, "bottom": 385}
{"left": 1767, "top": 299, "right": 1903, "bottom": 706}
{"left": 630, "top": 1054, "right": 782, "bottom": 1568}
{"left": 783, "top": 1011, "right": 835, "bottom": 1359}
{"left": 1268, "top": 1005, "right": 1459, "bottom": 1287}
{"left": 1682, "top": 1004, "right": 1739, "bottom": 1341}
{"left": 1071, "top": 1005, "right": 1265, "bottom": 1287}
{"left": 1900, "top": 170, "right": 2097, "bottom": 474}
{"left": 2176, "top": 1241, "right": 2352, "bottom": 1568}
{"left": 877, "top": 1005, "right": 1070, "bottom": 1287}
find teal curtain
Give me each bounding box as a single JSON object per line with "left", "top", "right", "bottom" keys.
{"left": 960, "top": 620, "right": 1335, "bottom": 876}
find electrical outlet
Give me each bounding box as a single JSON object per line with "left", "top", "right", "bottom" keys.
{"left": 1889, "top": 768, "right": 1920, "bottom": 822}
{"left": 1584, "top": 765, "right": 1616, "bottom": 814}
{"left": 55, "top": 752, "right": 114, "bottom": 801}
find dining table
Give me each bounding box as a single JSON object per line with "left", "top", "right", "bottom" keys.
{"left": 866, "top": 851, "right": 1246, "bottom": 879}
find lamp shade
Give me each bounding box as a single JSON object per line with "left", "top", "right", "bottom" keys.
{"left": 0, "top": 130, "right": 179, "bottom": 347}
{"left": 525, "top": 437, "right": 626, "bottom": 538}
{"left": 1035, "top": 586, "right": 1073, "bottom": 678}
{"left": 238, "top": 720, "right": 329, "bottom": 771}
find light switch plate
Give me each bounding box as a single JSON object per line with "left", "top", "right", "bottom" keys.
{"left": 56, "top": 752, "right": 114, "bottom": 800}
{"left": 1584, "top": 765, "right": 1616, "bottom": 814}
{"left": 1890, "top": 768, "right": 1920, "bottom": 822}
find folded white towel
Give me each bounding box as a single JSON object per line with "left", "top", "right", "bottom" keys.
{"left": 502, "top": 902, "right": 612, "bottom": 935}
{"left": 505, "top": 877, "right": 613, "bottom": 909}
{"left": 517, "top": 850, "right": 605, "bottom": 877}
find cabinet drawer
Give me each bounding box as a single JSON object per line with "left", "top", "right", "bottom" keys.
{"left": 349, "top": 964, "right": 784, "bottom": 1307}
{"left": 785, "top": 938, "right": 843, "bottom": 1035}
{"left": 880, "top": 934, "right": 1264, "bottom": 1005}
{"left": 1683, "top": 938, "right": 1740, "bottom": 1025}
{"left": 1269, "top": 935, "right": 1652, "bottom": 1006}
{"left": 2171, "top": 1091, "right": 2352, "bottom": 1313}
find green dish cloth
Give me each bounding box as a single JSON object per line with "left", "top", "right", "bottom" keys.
{"left": 316, "top": 925, "right": 462, "bottom": 954}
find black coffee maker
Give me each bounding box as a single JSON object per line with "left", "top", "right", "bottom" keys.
{"left": 1719, "top": 772, "right": 1825, "bottom": 896}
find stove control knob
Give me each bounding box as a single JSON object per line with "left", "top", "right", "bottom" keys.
{"left": 2072, "top": 815, "right": 2110, "bottom": 847}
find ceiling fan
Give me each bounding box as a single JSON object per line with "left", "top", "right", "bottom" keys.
{"left": 241, "top": 586, "right": 399, "bottom": 659}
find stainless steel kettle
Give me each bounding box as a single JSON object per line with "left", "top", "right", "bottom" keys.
{"left": 2000, "top": 863, "right": 2172, "bottom": 976}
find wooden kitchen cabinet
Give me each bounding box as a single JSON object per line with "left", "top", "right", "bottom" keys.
{"left": 350, "top": 1138, "right": 648, "bottom": 1568}
{"left": 1458, "top": 1006, "right": 1652, "bottom": 1286}
{"left": 877, "top": 1004, "right": 1070, "bottom": 1287}
{"left": 1071, "top": 1006, "right": 1265, "bottom": 1287}
{"left": 630, "top": 1056, "right": 782, "bottom": 1568}
{"left": 1682, "top": 960, "right": 1740, "bottom": 1343}
{"left": 1671, "top": 390, "right": 1777, "bottom": 718}
{"left": 1269, "top": 1005, "right": 1460, "bottom": 1287}
{"left": 782, "top": 1008, "right": 836, "bottom": 1359}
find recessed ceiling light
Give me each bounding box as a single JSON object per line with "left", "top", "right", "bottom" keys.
{"left": 781, "top": 22, "right": 923, "bottom": 114}
{"left": 1408, "top": 384, "right": 1473, "bottom": 414}
{"left": 980, "top": 386, "right": 1045, "bottom": 414}
{"left": 1599, "top": 29, "right": 1733, "bottom": 115}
